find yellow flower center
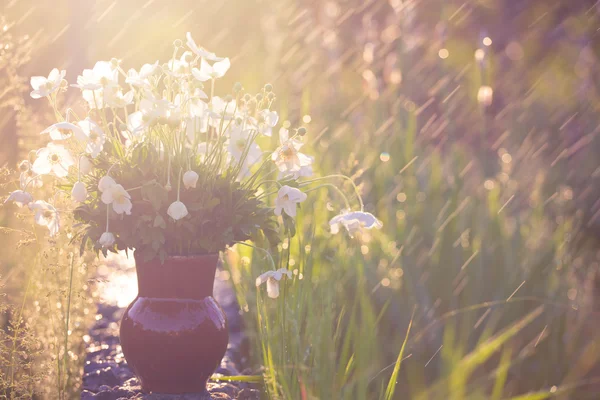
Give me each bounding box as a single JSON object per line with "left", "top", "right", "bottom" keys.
{"left": 282, "top": 146, "right": 295, "bottom": 160}
{"left": 43, "top": 210, "right": 53, "bottom": 219}
{"left": 49, "top": 154, "right": 60, "bottom": 164}
{"left": 235, "top": 139, "right": 246, "bottom": 151}
{"left": 58, "top": 128, "right": 71, "bottom": 137}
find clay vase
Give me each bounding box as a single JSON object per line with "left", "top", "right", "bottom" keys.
{"left": 120, "top": 252, "right": 228, "bottom": 394}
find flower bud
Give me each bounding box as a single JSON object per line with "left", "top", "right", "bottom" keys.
{"left": 167, "top": 201, "right": 189, "bottom": 221}
{"left": 18, "top": 160, "right": 30, "bottom": 172}
{"left": 233, "top": 82, "right": 243, "bottom": 93}
{"left": 224, "top": 95, "right": 233, "bottom": 103}
{"left": 98, "top": 175, "right": 116, "bottom": 192}
{"left": 173, "top": 39, "right": 183, "bottom": 48}
{"left": 183, "top": 170, "right": 199, "bottom": 189}
{"left": 99, "top": 232, "right": 116, "bottom": 247}
{"left": 264, "top": 83, "right": 273, "bottom": 93}
{"left": 110, "top": 58, "right": 121, "bottom": 68}
{"left": 71, "top": 181, "right": 87, "bottom": 202}
{"left": 297, "top": 127, "right": 307, "bottom": 136}
{"left": 4, "top": 190, "right": 33, "bottom": 208}
{"left": 79, "top": 156, "right": 93, "bottom": 175}
{"left": 477, "top": 86, "right": 493, "bottom": 107}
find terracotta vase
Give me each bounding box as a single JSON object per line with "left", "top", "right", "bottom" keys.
{"left": 119, "top": 252, "right": 228, "bottom": 394}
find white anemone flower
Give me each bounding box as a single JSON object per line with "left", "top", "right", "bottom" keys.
{"left": 271, "top": 128, "right": 312, "bottom": 173}
{"left": 30, "top": 68, "right": 65, "bottom": 99}
{"left": 191, "top": 58, "right": 231, "bottom": 82}
{"left": 75, "top": 118, "right": 106, "bottom": 158}
{"left": 20, "top": 170, "right": 43, "bottom": 189}
{"left": 183, "top": 170, "right": 199, "bottom": 189}
{"left": 101, "top": 184, "right": 132, "bottom": 215}
{"left": 99, "top": 232, "right": 116, "bottom": 247}
{"left": 274, "top": 186, "right": 307, "bottom": 218}
{"left": 73, "top": 61, "right": 118, "bottom": 91}
{"left": 79, "top": 156, "right": 93, "bottom": 175}
{"left": 185, "top": 32, "right": 224, "bottom": 61}
{"left": 105, "top": 89, "right": 134, "bottom": 108}
{"left": 228, "top": 126, "right": 262, "bottom": 165}
{"left": 125, "top": 61, "right": 159, "bottom": 88}
{"left": 71, "top": 181, "right": 87, "bottom": 202}
{"left": 29, "top": 200, "right": 60, "bottom": 237}
{"left": 32, "top": 143, "right": 74, "bottom": 178}
{"left": 167, "top": 51, "right": 194, "bottom": 77}
{"left": 329, "top": 211, "right": 383, "bottom": 237}
{"left": 98, "top": 175, "right": 116, "bottom": 192}
{"left": 167, "top": 201, "right": 189, "bottom": 221}
{"left": 4, "top": 190, "right": 33, "bottom": 207}
{"left": 249, "top": 109, "right": 279, "bottom": 137}
{"left": 207, "top": 96, "right": 236, "bottom": 128}
{"left": 40, "top": 121, "right": 84, "bottom": 141}
{"left": 255, "top": 268, "right": 292, "bottom": 299}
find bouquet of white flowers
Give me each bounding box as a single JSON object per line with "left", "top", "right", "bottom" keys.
{"left": 3, "top": 32, "right": 382, "bottom": 293}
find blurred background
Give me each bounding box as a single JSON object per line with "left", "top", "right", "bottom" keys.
{"left": 2, "top": 0, "right": 600, "bottom": 398}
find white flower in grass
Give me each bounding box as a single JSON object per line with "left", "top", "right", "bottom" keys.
{"left": 29, "top": 200, "right": 60, "bottom": 237}
{"left": 4, "top": 190, "right": 33, "bottom": 207}
{"left": 101, "top": 183, "right": 132, "bottom": 215}
{"left": 71, "top": 181, "right": 87, "bottom": 202}
{"left": 18, "top": 161, "right": 43, "bottom": 189}
{"left": 192, "top": 58, "right": 231, "bottom": 82}
{"left": 255, "top": 268, "right": 292, "bottom": 299}
{"left": 249, "top": 109, "right": 278, "bottom": 137}
{"left": 329, "top": 211, "right": 383, "bottom": 237}
{"left": 125, "top": 61, "right": 159, "bottom": 88}
{"left": 167, "top": 201, "right": 188, "bottom": 221}
{"left": 274, "top": 186, "right": 307, "bottom": 218}
{"left": 73, "top": 61, "right": 118, "bottom": 91}
{"left": 40, "top": 121, "right": 84, "bottom": 141}
{"left": 105, "top": 88, "right": 134, "bottom": 108}
{"left": 20, "top": 170, "right": 43, "bottom": 189}
{"left": 79, "top": 156, "right": 93, "bottom": 175}
{"left": 32, "top": 143, "right": 74, "bottom": 178}
{"left": 228, "top": 126, "right": 262, "bottom": 165}
{"left": 30, "top": 68, "right": 65, "bottom": 99}
{"left": 271, "top": 128, "right": 312, "bottom": 173}
{"left": 76, "top": 118, "right": 106, "bottom": 158}
{"left": 98, "top": 176, "right": 116, "bottom": 192}
{"left": 99, "top": 231, "right": 116, "bottom": 247}
{"left": 167, "top": 51, "right": 195, "bottom": 78}
{"left": 183, "top": 170, "right": 199, "bottom": 189}
{"left": 207, "top": 96, "right": 236, "bottom": 128}
{"left": 186, "top": 32, "right": 225, "bottom": 61}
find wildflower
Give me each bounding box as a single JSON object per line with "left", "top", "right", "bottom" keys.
{"left": 30, "top": 68, "right": 66, "bottom": 99}
{"left": 167, "top": 201, "right": 188, "bottom": 221}
{"left": 71, "top": 181, "right": 87, "bottom": 202}
{"left": 105, "top": 89, "right": 134, "bottom": 108}
{"left": 274, "top": 186, "right": 307, "bottom": 218}
{"left": 18, "top": 161, "right": 43, "bottom": 189}
{"left": 191, "top": 58, "right": 231, "bottom": 82}
{"left": 32, "top": 143, "right": 74, "bottom": 178}
{"left": 271, "top": 128, "right": 312, "bottom": 173}
{"left": 183, "top": 170, "right": 199, "bottom": 189}
{"left": 255, "top": 268, "right": 292, "bottom": 299}
{"left": 99, "top": 231, "right": 116, "bottom": 247}
{"left": 29, "top": 200, "right": 60, "bottom": 236}
{"left": 40, "top": 121, "right": 83, "bottom": 141}
{"left": 101, "top": 183, "right": 132, "bottom": 215}
{"left": 228, "top": 126, "right": 262, "bottom": 167}
{"left": 79, "top": 156, "right": 93, "bottom": 175}
{"left": 75, "top": 118, "right": 106, "bottom": 158}
{"left": 186, "top": 32, "right": 224, "bottom": 61}
{"left": 4, "top": 190, "right": 33, "bottom": 207}
{"left": 98, "top": 175, "right": 116, "bottom": 192}
{"left": 167, "top": 51, "right": 194, "bottom": 78}
{"left": 249, "top": 109, "right": 279, "bottom": 137}
{"left": 73, "top": 61, "right": 118, "bottom": 91}
{"left": 125, "top": 61, "right": 159, "bottom": 88}
{"left": 329, "top": 211, "right": 383, "bottom": 237}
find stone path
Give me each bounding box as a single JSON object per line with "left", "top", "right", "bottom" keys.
{"left": 81, "top": 252, "right": 260, "bottom": 400}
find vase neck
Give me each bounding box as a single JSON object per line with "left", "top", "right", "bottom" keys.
{"left": 134, "top": 253, "right": 219, "bottom": 300}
